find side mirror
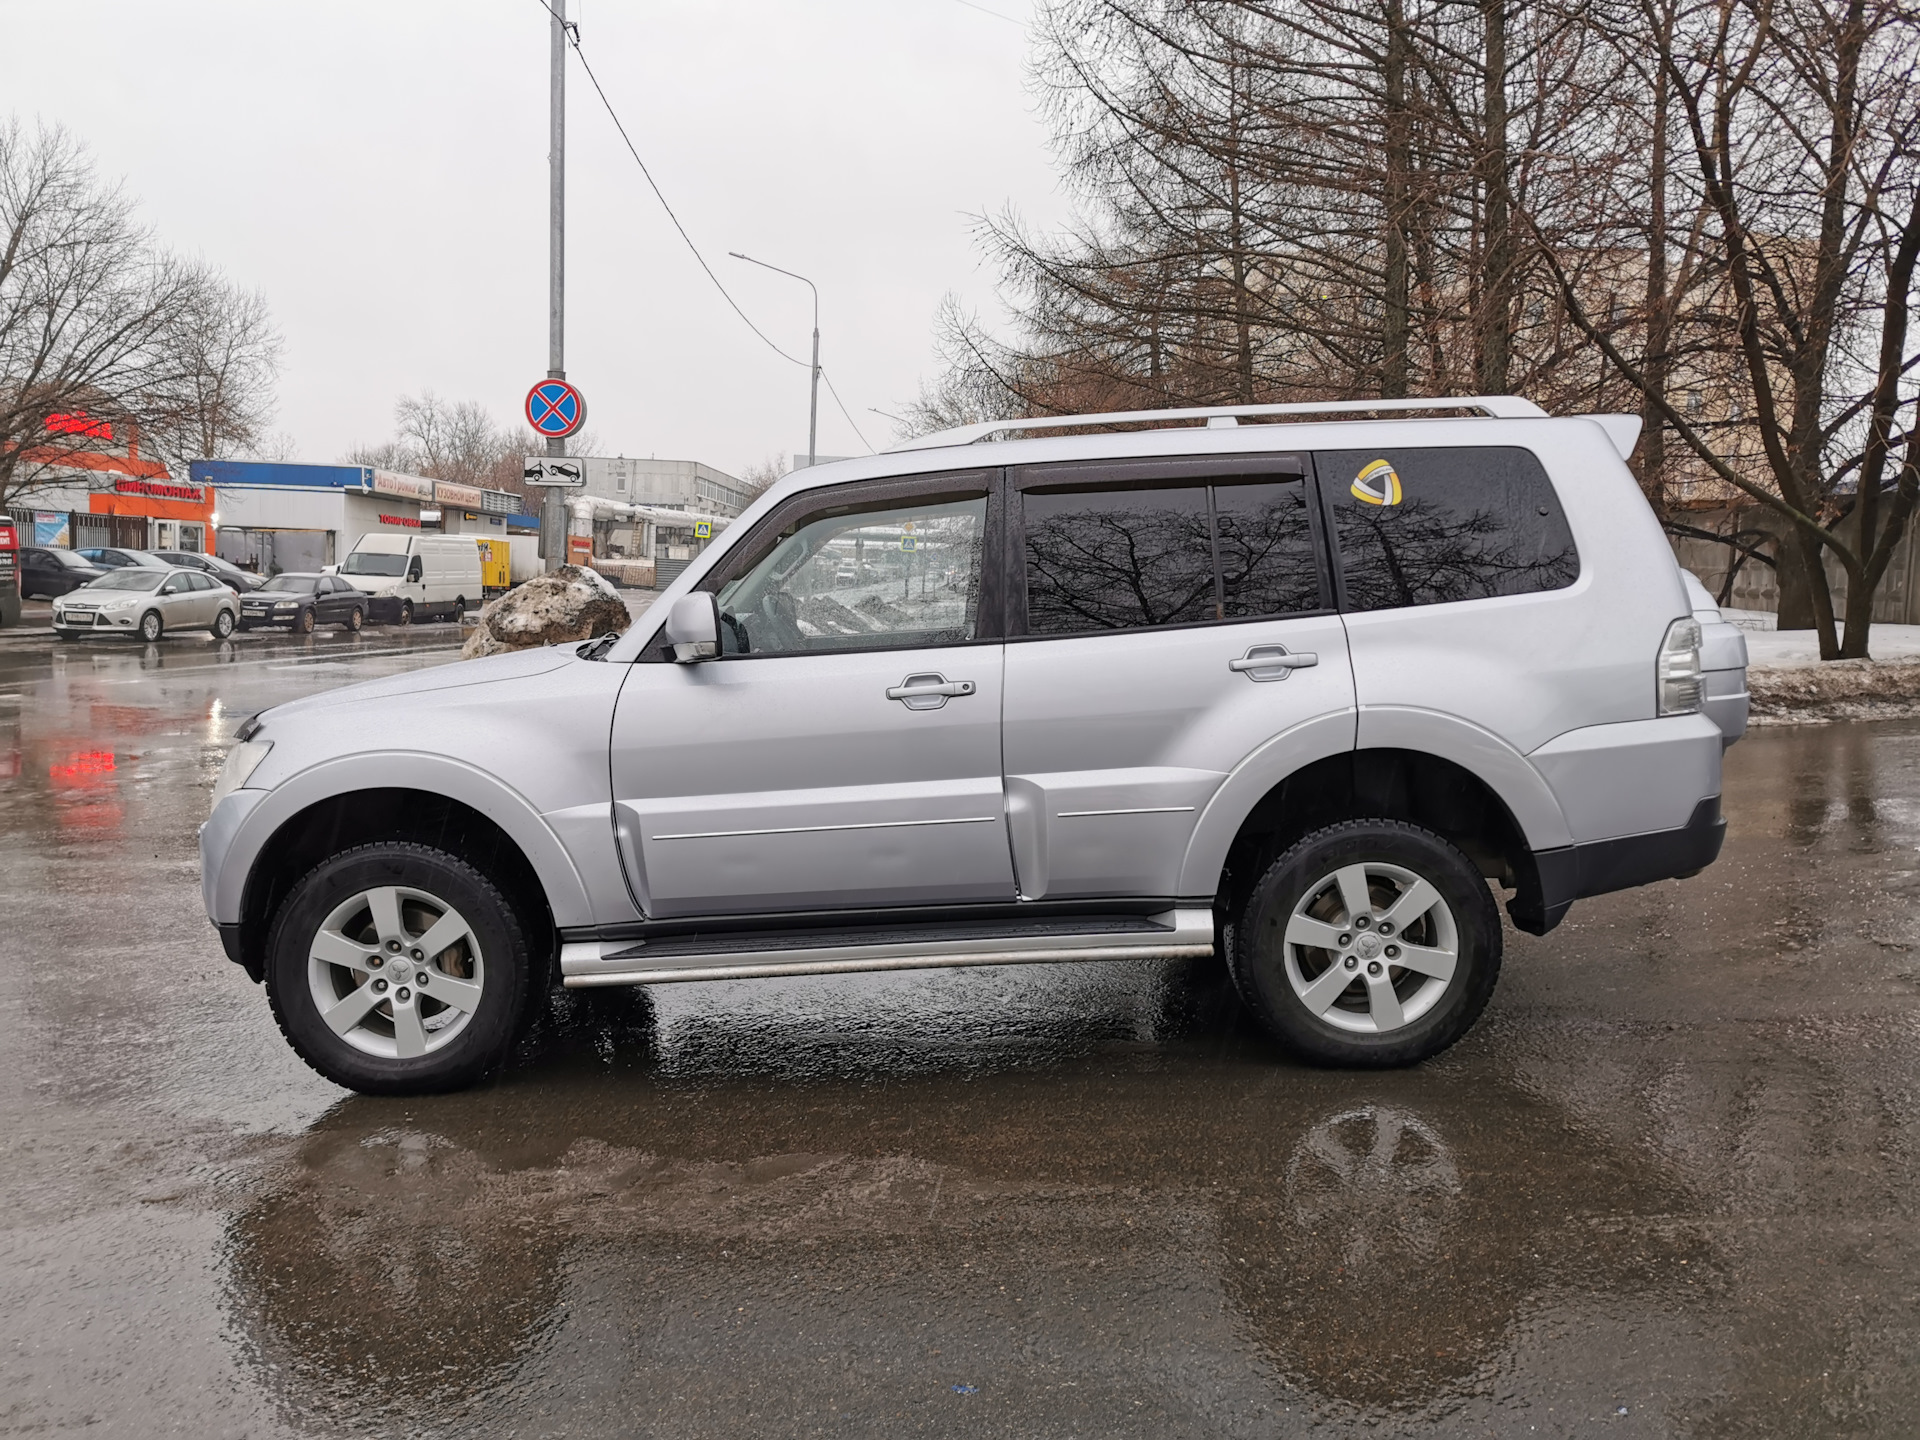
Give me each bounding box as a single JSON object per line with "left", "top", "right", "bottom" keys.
{"left": 663, "top": 592, "right": 719, "bottom": 663}
{"left": 160, "top": 579, "right": 182, "bottom": 595}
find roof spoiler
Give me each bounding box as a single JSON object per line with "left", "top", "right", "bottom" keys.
{"left": 1577, "top": 414, "right": 1643, "bottom": 460}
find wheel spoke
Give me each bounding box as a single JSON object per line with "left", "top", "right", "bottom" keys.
{"left": 391, "top": 1001, "right": 429, "bottom": 1059}
{"left": 1285, "top": 914, "right": 1349, "bottom": 951}
{"left": 1334, "top": 865, "right": 1374, "bottom": 923}
{"left": 311, "top": 929, "right": 375, "bottom": 975}
{"left": 1364, "top": 970, "right": 1405, "bottom": 1031}
{"left": 320, "top": 981, "right": 384, "bottom": 1038}
{"left": 411, "top": 910, "right": 474, "bottom": 965}
{"left": 1393, "top": 941, "right": 1456, "bottom": 983}
{"left": 1380, "top": 878, "right": 1441, "bottom": 934}
{"left": 419, "top": 970, "right": 482, "bottom": 1014}
{"left": 365, "top": 886, "right": 406, "bottom": 945}
{"left": 1298, "top": 961, "right": 1360, "bottom": 1017}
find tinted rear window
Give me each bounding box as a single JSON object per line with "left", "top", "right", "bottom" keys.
{"left": 1022, "top": 476, "right": 1323, "bottom": 635}
{"left": 1320, "top": 446, "right": 1578, "bottom": 611}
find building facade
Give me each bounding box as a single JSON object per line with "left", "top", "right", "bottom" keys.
{"left": 6, "top": 415, "right": 214, "bottom": 553}
{"left": 191, "top": 461, "right": 520, "bottom": 577}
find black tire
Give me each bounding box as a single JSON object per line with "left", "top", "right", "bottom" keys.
{"left": 345, "top": 606, "right": 364, "bottom": 632}
{"left": 399, "top": 600, "right": 413, "bottom": 626}
{"left": 264, "top": 842, "right": 535, "bottom": 1095}
{"left": 297, "top": 605, "right": 316, "bottom": 634}
{"left": 453, "top": 597, "right": 466, "bottom": 623}
{"left": 138, "top": 609, "right": 163, "bottom": 642}
{"left": 213, "top": 608, "right": 235, "bottom": 639}
{"left": 1229, "top": 819, "right": 1501, "bottom": 1068}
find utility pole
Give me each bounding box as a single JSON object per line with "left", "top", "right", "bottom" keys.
{"left": 541, "top": 0, "right": 568, "bottom": 572}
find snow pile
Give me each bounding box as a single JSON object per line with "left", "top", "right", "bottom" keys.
{"left": 461, "top": 565, "right": 630, "bottom": 659}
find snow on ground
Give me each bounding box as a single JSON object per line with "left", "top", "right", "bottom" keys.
{"left": 1743, "top": 623, "right": 1920, "bottom": 669}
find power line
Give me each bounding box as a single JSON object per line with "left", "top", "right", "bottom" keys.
{"left": 819, "top": 368, "right": 875, "bottom": 453}
{"left": 948, "top": 0, "right": 1026, "bottom": 25}
{"left": 533, "top": 1, "right": 808, "bottom": 370}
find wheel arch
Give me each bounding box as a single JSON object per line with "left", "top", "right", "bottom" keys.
{"left": 223, "top": 763, "right": 588, "bottom": 981}
{"left": 1184, "top": 739, "right": 1571, "bottom": 937}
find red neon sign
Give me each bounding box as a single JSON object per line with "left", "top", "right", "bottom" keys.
{"left": 114, "top": 478, "right": 203, "bottom": 502}
{"left": 45, "top": 411, "right": 114, "bottom": 440}
{"left": 378, "top": 513, "right": 421, "bottom": 528}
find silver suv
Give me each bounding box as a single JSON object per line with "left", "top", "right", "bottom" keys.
{"left": 201, "top": 398, "right": 1746, "bottom": 1094}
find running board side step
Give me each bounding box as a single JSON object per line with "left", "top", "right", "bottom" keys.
{"left": 560, "top": 907, "right": 1215, "bottom": 988}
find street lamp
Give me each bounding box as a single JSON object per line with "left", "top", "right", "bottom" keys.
{"left": 729, "top": 252, "right": 820, "bottom": 468}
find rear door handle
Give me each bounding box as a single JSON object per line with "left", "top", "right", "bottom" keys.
{"left": 887, "top": 672, "right": 976, "bottom": 710}
{"left": 1229, "top": 646, "right": 1317, "bottom": 682}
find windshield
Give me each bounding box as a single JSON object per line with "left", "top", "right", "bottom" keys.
{"left": 268, "top": 575, "right": 321, "bottom": 594}
{"left": 85, "top": 571, "right": 165, "bottom": 592}
{"left": 340, "top": 552, "right": 407, "bottom": 577}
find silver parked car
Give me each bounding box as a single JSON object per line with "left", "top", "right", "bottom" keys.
{"left": 201, "top": 396, "right": 1745, "bottom": 1094}
{"left": 55, "top": 566, "right": 239, "bottom": 642}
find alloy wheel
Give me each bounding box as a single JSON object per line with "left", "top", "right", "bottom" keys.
{"left": 1281, "top": 861, "right": 1458, "bottom": 1035}
{"left": 306, "top": 885, "right": 486, "bottom": 1060}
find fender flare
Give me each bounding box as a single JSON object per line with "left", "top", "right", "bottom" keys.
{"left": 213, "top": 751, "right": 594, "bottom": 928}
{"left": 1174, "top": 706, "right": 1574, "bottom": 898}
{"left": 1358, "top": 707, "right": 1572, "bottom": 849}
{"left": 1176, "top": 710, "right": 1357, "bottom": 897}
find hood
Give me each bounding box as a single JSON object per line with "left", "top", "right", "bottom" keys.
{"left": 259, "top": 644, "right": 579, "bottom": 723}
{"left": 338, "top": 574, "right": 395, "bottom": 593}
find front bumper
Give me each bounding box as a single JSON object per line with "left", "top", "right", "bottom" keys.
{"left": 1509, "top": 795, "right": 1725, "bottom": 934}
{"left": 52, "top": 609, "right": 137, "bottom": 634}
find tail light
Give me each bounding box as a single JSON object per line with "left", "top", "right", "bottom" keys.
{"left": 1657, "top": 617, "right": 1703, "bottom": 715}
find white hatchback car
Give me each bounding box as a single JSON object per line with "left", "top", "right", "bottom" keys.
{"left": 202, "top": 397, "right": 1744, "bottom": 1093}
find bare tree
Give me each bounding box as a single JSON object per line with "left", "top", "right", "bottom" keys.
{"left": 0, "top": 120, "right": 276, "bottom": 510}
{"left": 1529, "top": 0, "right": 1920, "bottom": 657}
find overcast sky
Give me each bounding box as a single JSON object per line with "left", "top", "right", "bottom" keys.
{"left": 0, "top": 0, "right": 1066, "bottom": 477}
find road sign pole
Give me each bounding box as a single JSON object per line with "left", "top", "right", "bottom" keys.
{"left": 542, "top": 0, "right": 568, "bottom": 573}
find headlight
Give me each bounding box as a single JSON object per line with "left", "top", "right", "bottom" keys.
{"left": 274, "top": 602, "right": 296, "bottom": 610}
{"left": 1657, "top": 617, "right": 1704, "bottom": 715}
{"left": 211, "top": 738, "right": 273, "bottom": 813}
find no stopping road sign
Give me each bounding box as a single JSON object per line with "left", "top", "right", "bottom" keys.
{"left": 526, "top": 379, "right": 587, "bottom": 439}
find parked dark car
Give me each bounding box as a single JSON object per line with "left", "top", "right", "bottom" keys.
{"left": 151, "top": 549, "right": 265, "bottom": 592}
{"left": 237, "top": 573, "right": 367, "bottom": 633}
{"left": 77, "top": 547, "right": 170, "bottom": 572}
{"left": 19, "top": 547, "right": 109, "bottom": 599}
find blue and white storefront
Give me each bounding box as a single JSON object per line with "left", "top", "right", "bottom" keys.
{"left": 189, "top": 462, "right": 521, "bottom": 578}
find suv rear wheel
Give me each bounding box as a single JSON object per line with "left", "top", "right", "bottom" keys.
{"left": 264, "top": 843, "right": 534, "bottom": 1094}
{"left": 1230, "top": 820, "right": 1500, "bottom": 1067}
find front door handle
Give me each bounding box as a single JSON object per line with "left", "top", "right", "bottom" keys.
{"left": 887, "top": 672, "right": 976, "bottom": 710}
{"left": 1229, "top": 645, "right": 1317, "bottom": 682}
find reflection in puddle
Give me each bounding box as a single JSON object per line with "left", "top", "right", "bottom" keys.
{"left": 222, "top": 964, "right": 1706, "bottom": 1433}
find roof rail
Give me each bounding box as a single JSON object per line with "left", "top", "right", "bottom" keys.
{"left": 887, "top": 396, "right": 1550, "bottom": 452}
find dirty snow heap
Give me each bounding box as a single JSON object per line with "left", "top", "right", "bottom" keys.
{"left": 461, "top": 565, "right": 631, "bottom": 659}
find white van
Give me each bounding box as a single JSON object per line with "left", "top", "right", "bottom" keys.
{"left": 336, "top": 533, "right": 483, "bottom": 626}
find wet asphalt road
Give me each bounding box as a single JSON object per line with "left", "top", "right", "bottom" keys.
{"left": 2, "top": 621, "right": 1918, "bottom": 1439}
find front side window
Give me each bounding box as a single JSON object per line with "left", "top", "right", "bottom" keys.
{"left": 1322, "top": 446, "right": 1579, "bottom": 611}
{"left": 1021, "top": 476, "right": 1323, "bottom": 635}
{"left": 715, "top": 492, "right": 986, "bottom": 656}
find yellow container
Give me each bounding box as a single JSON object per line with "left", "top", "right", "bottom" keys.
{"left": 476, "top": 538, "right": 511, "bottom": 595}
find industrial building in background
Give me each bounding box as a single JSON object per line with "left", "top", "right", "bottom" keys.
{"left": 566, "top": 455, "right": 752, "bottom": 587}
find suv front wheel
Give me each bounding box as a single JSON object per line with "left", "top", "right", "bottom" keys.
{"left": 264, "top": 843, "right": 534, "bottom": 1094}
{"left": 1231, "top": 820, "right": 1500, "bottom": 1067}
